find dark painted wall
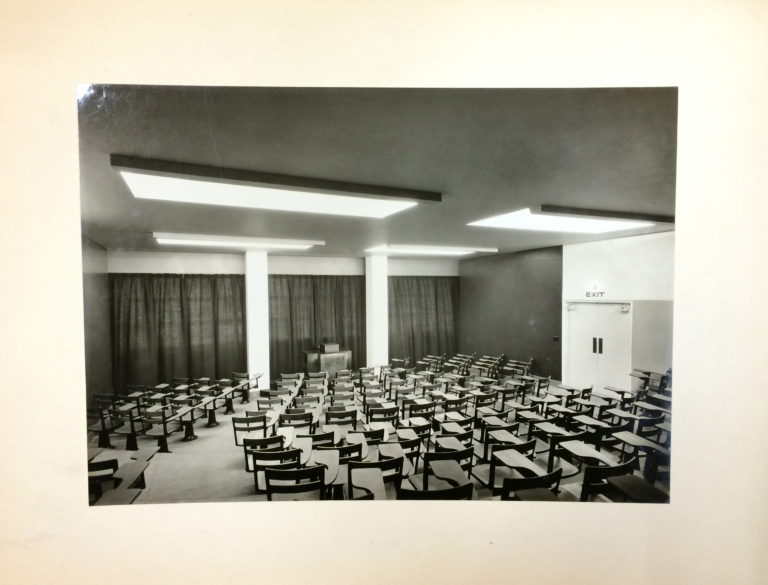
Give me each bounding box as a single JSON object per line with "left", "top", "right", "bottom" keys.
{"left": 82, "top": 235, "right": 112, "bottom": 405}
{"left": 458, "top": 247, "right": 563, "bottom": 379}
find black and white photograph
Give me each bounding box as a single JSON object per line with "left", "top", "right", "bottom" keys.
{"left": 81, "top": 85, "right": 676, "bottom": 504}
{"left": 4, "top": 2, "right": 767, "bottom": 584}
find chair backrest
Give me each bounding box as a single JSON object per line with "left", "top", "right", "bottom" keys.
{"left": 264, "top": 465, "right": 325, "bottom": 501}
{"left": 368, "top": 405, "right": 399, "bottom": 424}
{"left": 474, "top": 392, "right": 498, "bottom": 410}
{"left": 232, "top": 414, "right": 269, "bottom": 445}
{"left": 243, "top": 435, "right": 284, "bottom": 452}
{"left": 398, "top": 482, "right": 473, "bottom": 500}
{"left": 501, "top": 468, "right": 563, "bottom": 500}
{"left": 307, "top": 371, "right": 328, "bottom": 380}
{"left": 294, "top": 395, "right": 320, "bottom": 407}
{"left": 425, "top": 447, "right": 473, "bottom": 472}
{"left": 580, "top": 457, "right": 638, "bottom": 501}
{"left": 445, "top": 395, "right": 471, "bottom": 415}
{"left": 279, "top": 412, "right": 314, "bottom": 429}
{"left": 356, "top": 428, "right": 385, "bottom": 445}
{"left": 490, "top": 438, "right": 536, "bottom": 458}
{"left": 325, "top": 409, "right": 357, "bottom": 427}
{"left": 348, "top": 457, "right": 404, "bottom": 495}
{"left": 385, "top": 437, "right": 422, "bottom": 461}
{"left": 297, "top": 431, "right": 336, "bottom": 447}
{"left": 410, "top": 420, "right": 433, "bottom": 440}
{"left": 317, "top": 442, "right": 363, "bottom": 464}
{"left": 407, "top": 401, "right": 436, "bottom": 420}
{"left": 439, "top": 428, "right": 473, "bottom": 447}
{"left": 335, "top": 369, "right": 352, "bottom": 378}
{"left": 257, "top": 398, "right": 284, "bottom": 410}
{"left": 281, "top": 372, "right": 301, "bottom": 380}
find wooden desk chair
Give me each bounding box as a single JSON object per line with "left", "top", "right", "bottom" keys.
{"left": 325, "top": 409, "right": 358, "bottom": 430}
{"left": 232, "top": 372, "right": 255, "bottom": 403}
{"left": 279, "top": 412, "right": 315, "bottom": 434}
{"left": 398, "top": 482, "right": 473, "bottom": 500}
{"left": 257, "top": 397, "right": 285, "bottom": 412}
{"left": 368, "top": 405, "right": 399, "bottom": 426}
{"left": 250, "top": 448, "right": 302, "bottom": 493}
{"left": 232, "top": 414, "right": 273, "bottom": 445}
{"left": 435, "top": 395, "right": 471, "bottom": 422}
{"left": 88, "top": 458, "right": 119, "bottom": 502}
{"left": 243, "top": 435, "right": 285, "bottom": 472}
{"left": 581, "top": 419, "right": 632, "bottom": 452}
{"left": 354, "top": 427, "right": 386, "bottom": 446}
{"left": 265, "top": 465, "right": 326, "bottom": 501}
{"left": 410, "top": 448, "right": 474, "bottom": 491}
{"left": 501, "top": 468, "right": 563, "bottom": 501}
{"left": 580, "top": 457, "right": 640, "bottom": 502}
{"left": 405, "top": 401, "right": 436, "bottom": 422}
{"left": 296, "top": 430, "right": 336, "bottom": 447}
{"left": 384, "top": 437, "right": 422, "bottom": 473}
{"left": 108, "top": 406, "right": 144, "bottom": 451}
{"left": 316, "top": 442, "right": 364, "bottom": 498}
{"left": 359, "top": 389, "right": 386, "bottom": 415}
{"left": 637, "top": 414, "right": 666, "bottom": 440}
{"left": 348, "top": 457, "right": 404, "bottom": 500}
{"left": 606, "top": 473, "right": 669, "bottom": 503}
{"left": 141, "top": 407, "right": 182, "bottom": 453}
{"left": 472, "top": 443, "right": 541, "bottom": 493}
{"left": 438, "top": 427, "right": 474, "bottom": 450}
{"left": 546, "top": 430, "right": 590, "bottom": 474}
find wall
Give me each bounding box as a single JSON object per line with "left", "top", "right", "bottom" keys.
{"left": 562, "top": 231, "right": 675, "bottom": 384}
{"left": 106, "top": 251, "right": 458, "bottom": 276}
{"left": 458, "top": 247, "right": 563, "bottom": 378}
{"left": 82, "top": 236, "right": 112, "bottom": 404}
{"left": 632, "top": 300, "right": 674, "bottom": 374}
{"left": 562, "top": 231, "right": 674, "bottom": 301}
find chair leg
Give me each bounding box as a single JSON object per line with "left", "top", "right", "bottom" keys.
{"left": 157, "top": 436, "right": 171, "bottom": 453}
{"left": 126, "top": 433, "right": 139, "bottom": 451}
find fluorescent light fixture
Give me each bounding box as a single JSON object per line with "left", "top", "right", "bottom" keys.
{"left": 468, "top": 208, "right": 655, "bottom": 233}
{"left": 112, "top": 155, "right": 441, "bottom": 219}
{"left": 366, "top": 244, "right": 498, "bottom": 257}
{"left": 153, "top": 232, "right": 324, "bottom": 251}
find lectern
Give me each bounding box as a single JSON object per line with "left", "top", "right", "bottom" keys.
{"left": 304, "top": 344, "right": 352, "bottom": 377}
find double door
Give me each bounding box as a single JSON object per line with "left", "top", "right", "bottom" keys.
{"left": 564, "top": 301, "right": 632, "bottom": 390}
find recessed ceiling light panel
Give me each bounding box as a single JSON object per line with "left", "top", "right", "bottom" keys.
{"left": 365, "top": 244, "right": 498, "bottom": 257}
{"left": 468, "top": 208, "right": 655, "bottom": 233}
{"left": 112, "top": 155, "right": 441, "bottom": 219}
{"left": 153, "top": 232, "right": 324, "bottom": 251}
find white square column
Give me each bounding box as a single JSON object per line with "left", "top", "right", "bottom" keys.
{"left": 365, "top": 255, "right": 389, "bottom": 368}
{"left": 245, "top": 251, "right": 269, "bottom": 388}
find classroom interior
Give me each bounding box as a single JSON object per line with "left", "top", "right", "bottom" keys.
{"left": 81, "top": 85, "right": 676, "bottom": 504}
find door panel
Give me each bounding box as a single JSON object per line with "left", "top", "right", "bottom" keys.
{"left": 595, "top": 303, "right": 632, "bottom": 389}
{"left": 565, "top": 302, "right": 598, "bottom": 387}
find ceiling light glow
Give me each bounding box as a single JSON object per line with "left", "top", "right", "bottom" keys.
{"left": 120, "top": 171, "right": 419, "bottom": 219}
{"left": 468, "top": 208, "right": 654, "bottom": 233}
{"left": 153, "top": 233, "right": 323, "bottom": 250}
{"left": 365, "top": 245, "right": 498, "bottom": 257}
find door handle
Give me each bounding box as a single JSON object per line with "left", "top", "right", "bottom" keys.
{"left": 598, "top": 338, "right": 603, "bottom": 354}
{"left": 592, "top": 337, "right": 597, "bottom": 354}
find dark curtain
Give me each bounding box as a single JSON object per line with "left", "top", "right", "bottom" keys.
{"left": 110, "top": 274, "right": 246, "bottom": 392}
{"left": 269, "top": 275, "right": 366, "bottom": 374}
{"left": 388, "top": 276, "right": 459, "bottom": 363}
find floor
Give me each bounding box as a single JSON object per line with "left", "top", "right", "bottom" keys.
{"left": 87, "top": 379, "right": 670, "bottom": 504}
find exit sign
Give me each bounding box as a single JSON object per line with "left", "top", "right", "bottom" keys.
{"left": 586, "top": 291, "right": 607, "bottom": 299}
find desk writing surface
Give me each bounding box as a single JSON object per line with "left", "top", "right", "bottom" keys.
{"left": 573, "top": 414, "right": 610, "bottom": 428}
{"left": 647, "top": 391, "right": 673, "bottom": 403}
{"left": 429, "top": 460, "right": 467, "bottom": 486}
{"left": 488, "top": 430, "right": 523, "bottom": 444}
{"left": 396, "top": 428, "right": 418, "bottom": 441}
{"left": 435, "top": 436, "right": 466, "bottom": 451}
{"left": 293, "top": 437, "right": 313, "bottom": 465}
{"left": 612, "top": 431, "right": 669, "bottom": 454}
{"left": 350, "top": 468, "right": 386, "bottom": 500}
{"left": 634, "top": 400, "right": 672, "bottom": 414}
{"left": 560, "top": 440, "right": 616, "bottom": 466}
{"left": 378, "top": 442, "right": 404, "bottom": 460}
{"left": 309, "top": 450, "right": 339, "bottom": 485}
{"left": 441, "top": 422, "right": 467, "bottom": 435}
{"left": 444, "top": 411, "right": 467, "bottom": 421}
{"left": 493, "top": 449, "right": 545, "bottom": 476}
{"left": 534, "top": 422, "right": 570, "bottom": 435}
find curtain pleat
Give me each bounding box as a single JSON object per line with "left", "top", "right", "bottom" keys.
{"left": 388, "top": 276, "right": 459, "bottom": 363}
{"left": 268, "top": 275, "right": 366, "bottom": 375}
{"left": 110, "top": 274, "right": 246, "bottom": 392}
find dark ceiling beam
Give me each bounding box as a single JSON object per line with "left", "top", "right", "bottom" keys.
{"left": 110, "top": 154, "right": 443, "bottom": 203}
{"left": 540, "top": 204, "right": 675, "bottom": 224}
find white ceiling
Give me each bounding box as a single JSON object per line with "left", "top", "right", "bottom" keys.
{"left": 78, "top": 85, "right": 677, "bottom": 257}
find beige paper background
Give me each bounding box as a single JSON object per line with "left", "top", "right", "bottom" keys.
{"left": 1, "top": 1, "right": 766, "bottom": 583}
